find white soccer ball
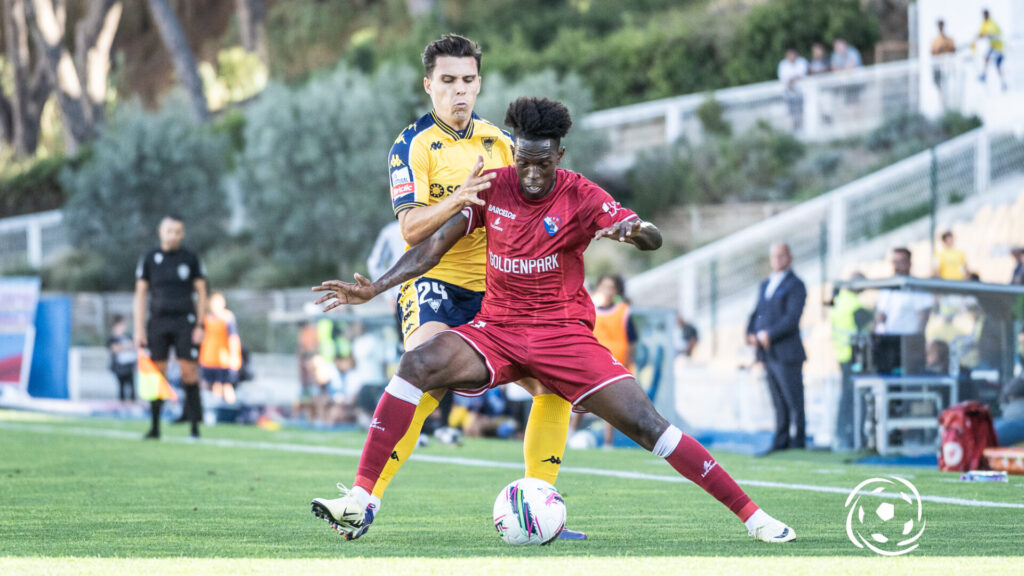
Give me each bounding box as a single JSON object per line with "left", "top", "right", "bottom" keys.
{"left": 493, "top": 478, "right": 566, "bottom": 546}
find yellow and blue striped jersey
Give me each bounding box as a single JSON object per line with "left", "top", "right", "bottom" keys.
{"left": 388, "top": 111, "right": 513, "bottom": 292}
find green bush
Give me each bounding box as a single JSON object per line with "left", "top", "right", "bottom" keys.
{"left": 865, "top": 112, "right": 982, "bottom": 158}
{"left": 238, "top": 63, "right": 421, "bottom": 279}
{"left": 726, "top": 0, "right": 880, "bottom": 85}
{"left": 626, "top": 116, "right": 805, "bottom": 212}
{"left": 41, "top": 249, "right": 111, "bottom": 292}
{"left": 475, "top": 70, "right": 605, "bottom": 174}
{"left": 60, "top": 99, "right": 231, "bottom": 290}
{"left": 0, "top": 154, "right": 84, "bottom": 218}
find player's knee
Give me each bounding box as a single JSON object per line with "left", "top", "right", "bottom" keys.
{"left": 397, "top": 349, "right": 447, "bottom": 391}
{"left": 633, "top": 411, "right": 669, "bottom": 452}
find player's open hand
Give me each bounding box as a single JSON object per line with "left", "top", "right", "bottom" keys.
{"left": 453, "top": 155, "right": 493, "bottom": 207}
{"left": 594, "top": 219, "right": 643, "bottom": 243}
{"left": 312, "top": 274, "right": 377, "bottom": 311}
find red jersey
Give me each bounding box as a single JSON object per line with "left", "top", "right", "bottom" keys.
{"left": 462, "top": 167, "right": 637, "bottom": 328}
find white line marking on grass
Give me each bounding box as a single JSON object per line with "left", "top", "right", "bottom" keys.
{"left": 4, "top": 422, "right": 1024, "bottom": 510}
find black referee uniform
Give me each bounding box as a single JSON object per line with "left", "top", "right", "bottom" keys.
{"left": 137, "top": 247, "right": 206, "bottom": 438}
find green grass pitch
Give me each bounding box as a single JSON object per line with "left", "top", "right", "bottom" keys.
{"left": 1, "top": 409, "right": 1021, "bottom": 575}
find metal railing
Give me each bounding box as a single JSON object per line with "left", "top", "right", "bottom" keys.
{"left": 583, "top": 47, "right": 1012, "bottom": 173}
{"left": 0, "top": 210, "right": 66, "bottom": 271}
{"left": 627, "top": 128, "right": 1024, "bottom": 325}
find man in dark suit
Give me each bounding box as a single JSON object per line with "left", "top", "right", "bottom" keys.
{"left": 747, "top": 243, "right": 807, "bottom": 452}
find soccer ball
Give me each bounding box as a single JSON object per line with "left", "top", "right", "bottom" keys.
{"left": 493, "top": 478, "right": 566, "bottom": 546}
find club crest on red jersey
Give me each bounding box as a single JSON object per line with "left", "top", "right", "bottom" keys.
{"left": 543, "top": 215, "right": 562, "bottom": 236}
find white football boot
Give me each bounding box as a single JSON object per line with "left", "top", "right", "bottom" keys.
{"left": 747, "top": 510, "right": 797, "bottom": 543}
{"left": 310, "top": 483, "right": 375, "bottom": 540}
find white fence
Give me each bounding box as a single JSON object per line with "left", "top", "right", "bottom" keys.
{"left": 627, "top": 128, "right": 1024, "bottom": 323}
{"left": 0, "top": 210, "right": 66, "bottom": 271}
{"left": 583, "top": 46, "right": 1020, "bottom": 173}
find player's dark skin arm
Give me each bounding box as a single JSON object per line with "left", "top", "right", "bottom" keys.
{"left": 313, "top": 213, "right": 468, "bottom": 310}
{"left": 595, "top": 219, "right": 663, "bottom": 251}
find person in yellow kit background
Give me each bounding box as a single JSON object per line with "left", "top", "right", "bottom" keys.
{"left": 934, "top": 230, "right": 968, "bottom": 281}
{"left": 572, "top": 274, "right": 638, "bottom": 448}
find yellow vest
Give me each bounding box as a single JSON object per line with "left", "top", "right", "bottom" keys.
{"left": 830, "top": 290, "right": 863, "bottom": 363}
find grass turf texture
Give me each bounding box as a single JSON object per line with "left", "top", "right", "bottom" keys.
{"left": 1, "top": 409, "right": 1021, "bottom": 575}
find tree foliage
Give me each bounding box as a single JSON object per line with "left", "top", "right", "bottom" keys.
{"left": 60, "top": 100, "right": 229, "bottom": 289}
{"left": 237, "top": 63, "right": 422, "bottom": 279}
{"left": 726, "top": 0, "right": 881, "bottom": 85}
{"left": 475, "top": 70, "right": 604, "bottom": 174}
{"left": 625, "top": 115, "right": 805, "bottom": 215}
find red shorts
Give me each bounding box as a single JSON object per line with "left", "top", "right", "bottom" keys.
{"left": 446, "top": 319, "right": 633, "bottom": 408}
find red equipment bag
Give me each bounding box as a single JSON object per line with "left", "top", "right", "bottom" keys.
{"left": 938, "top": 401, "right": 999, "bottom": 472}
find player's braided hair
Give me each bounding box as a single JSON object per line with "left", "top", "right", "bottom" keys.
{"left": 422, "top": 34, "right": 482, "bottom": 77}
{"left": 504, "top": 97, "right": 573, "bottom": 142}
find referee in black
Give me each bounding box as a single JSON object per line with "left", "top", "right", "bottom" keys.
{"left": 134, "top": 215, "right": 207, "bottom": 439}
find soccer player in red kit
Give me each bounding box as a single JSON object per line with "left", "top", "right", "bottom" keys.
{"left": 310, "top": 97, "right": 795, "bottom": 543}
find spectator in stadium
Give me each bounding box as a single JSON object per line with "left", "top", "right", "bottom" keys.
{"left": 573, "top": 273, "right": 638, "bottom": 447}
{"left": 830, "top": 39, "right": 862, "bottom": 71}
{"left": 934, "top": 230, "right": 968, "bottom": 280}
{"left": 107, "top": 314, "right": 137, "bottom": 402}
{"left": 830, "top": 272, "right": 869, "bottom": 450}
{"left": 326, "top": 354, "right": 359, "bottom": 425}
{"left": 808, "top": 43, "right": 829, "bottom": 76}
{"left": 875, "top": 248, "right": 932, "bottom": 336}
{"left": 676, "top": 313, "right": 699, "bottom": 358}
{"left": 874, "top": 248, "right": 932, "bottom": 375}
{"left": 777, "top": 48, "right": 807, "bottom": 131}
{"left": 995, "top": 376, "right": 1024, "bottom": 446}
{"left": 295, "top": 320, "right": 319, "bottom": 418}
{"left": 976, "top": 9, "right": 1007, "bottom": 91}
{"left": 1010, "top": 247, "right": 1024, "bottom": 285}
{"left": 925, "top": 340, "right": 951, "bottom": 375}
{"left": 931, "top": 20, "right": 957, "bottom": 94}
{"left": 133, "top": 215, "right": 207, "bottom": 440}
{"left": 199, "top": 292, "right": 242, "bottom": 405}
{"left": 747, "top": 243, "right": 807, "bottom": 452}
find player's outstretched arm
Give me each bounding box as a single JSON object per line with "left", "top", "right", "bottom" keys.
{"left": 594, "top": 219, "right": 663, "bottom": 251}
{"left": 398, "top": 155, "right": 493, "bottom": 245}
{"left": 313, "top": 212, "right": 469, "bottom": 311}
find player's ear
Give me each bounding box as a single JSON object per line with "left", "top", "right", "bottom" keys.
{"left": 557, "top": 146, "right": 566, "bottom": 165}
{"left": 423, "top": 76, "right": 431, "bottom": 95}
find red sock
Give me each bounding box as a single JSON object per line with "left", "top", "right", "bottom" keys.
{"left": 353, "top": 390, "right": 418, "bottom": 493}
{"left": 665, "top": 433, "right": 759, "bottom": 521}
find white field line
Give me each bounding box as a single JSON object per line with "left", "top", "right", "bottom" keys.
{"left": 3, "top": 422, "right": 1023, "bottom": 510}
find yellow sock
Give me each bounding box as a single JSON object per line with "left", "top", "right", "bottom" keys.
{"left": 448, "top": 404, "right": 469, "bottom": 429}
{"left": 523, "top": 394, "right": 571, "bottom": 485}
{"left": 372, "top": 392, "right": 440, "bottom": 499}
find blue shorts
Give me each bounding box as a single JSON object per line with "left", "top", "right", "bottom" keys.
{"left": 397, "top": 276, "right": 483, "bottom": 343}
{"left": 988, "top": 49, "right": 1004, "bottom": 68}
{"left": 200, "top": 366, "right": 237, "bottom": 385}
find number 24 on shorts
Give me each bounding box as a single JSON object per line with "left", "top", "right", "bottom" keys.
{"left": 417, "top": 281, "right": 448, "bottom": 304}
